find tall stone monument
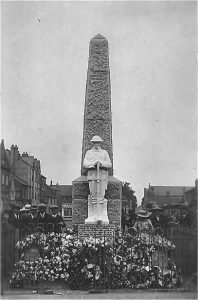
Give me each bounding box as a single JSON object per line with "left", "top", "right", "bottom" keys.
{"left": 72, "top": 34, "right": 122, "bottom": 229}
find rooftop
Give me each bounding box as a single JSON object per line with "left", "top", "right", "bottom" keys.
{"left": 50, "top": 184, "right": 72, "bottom": 197}
{"left": 149, "top": 186, "right": 193, "bottom": 196}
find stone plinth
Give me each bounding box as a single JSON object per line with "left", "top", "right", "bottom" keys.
{"left": 78, "top": 224, "right": 116, "bottom": 242}
{"left": 72, "top": 175, "right": 122, "bottom": 227}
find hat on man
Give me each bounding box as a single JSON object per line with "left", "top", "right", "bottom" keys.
{"left": 150, "top": 206, "right": 163, "bottom": 212}
{"left": 50, "top": 205, "right": 58, "bottom": 209}
{"left": 30, "top": 205, "right": 37, "bottom": 210}
{"left": 90, "top": 135, "right": 103, "bottom": 143}
{"left": 38, "top": 203, "right": 46, "bottom": 208}
{"left": 137, "top": 210, "right": 150, "bottom": 218}
{"left": 25, "top": 204, "right": 31, "bottom": 210}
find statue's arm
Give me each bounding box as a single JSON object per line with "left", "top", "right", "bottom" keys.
{"left": 83, "top": 151, "right": 95, "bottom": 169}
{"left": 100, "top": 150, "right": 112, "bottom": 169}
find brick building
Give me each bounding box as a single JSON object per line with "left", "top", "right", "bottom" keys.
{"left": 1, "top": 140, "right": 11, "bottom": 211}
{"left": 183, "top": 179, "right": 197, "bottom": 207}
{"left": 40, "top": 175, "right": 46, "bottom": 204}
{"left": 19, "top": 152, "right": 41, "bottom": 205}
{"left": 45, "top": 183, "right": 58, "bottom": 213}
{"left": 1, "top": 141, "right": 44, "bottom": 209}
{"left": 142, "top": 184, "right": 193, "bottom": 210}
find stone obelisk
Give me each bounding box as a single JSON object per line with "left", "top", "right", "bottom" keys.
{"left": 72, "top": 34, "right": 122, "bottom": 227}
{"left": 81, "top": 34, "right": 113, "bottom": 176}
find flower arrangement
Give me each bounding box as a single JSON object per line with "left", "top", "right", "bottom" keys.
{"left": 10, "top": 228, "right": 181, "bottom": 290}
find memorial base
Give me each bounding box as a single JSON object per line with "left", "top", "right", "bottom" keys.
{"left": 72, "top": 175, "right": 122, "bottom": 227}
{"left": 78, "top": 224, "right": 115, "bottom": 242}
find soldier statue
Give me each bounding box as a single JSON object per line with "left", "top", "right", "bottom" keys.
{"left": 83, "top": 135, "right": 112, "bottom": 224}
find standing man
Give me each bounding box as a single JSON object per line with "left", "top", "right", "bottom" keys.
{"left": 24, "top": 204, "right": 31, "bottom": 218}
{"left": 19, "top": 207, "right": 29, "bottom": 228}
{"left": 36, "top": 203, "right": 50, "bottom": 233}
{"left": 27, "top": 205, "right": 38, "bottom": 230}
{"left": 49, "top": 205, "right": 65, "bottom": 233}
{"left": 8, "top": 204, "right": 21, "bottom": 228}
{"left": 83, "top": 135, "right": 112, "bottom": 224}
{"left": 150, "top": 206, "right": 168, "bottom": 229}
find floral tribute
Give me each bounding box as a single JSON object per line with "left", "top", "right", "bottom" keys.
{"left": 10, "top": 228, "right": 181, "bottom": 290}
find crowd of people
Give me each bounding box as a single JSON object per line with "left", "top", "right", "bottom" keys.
{"left": 3, "top": 203, "right": 66, "bottom": 234}
{"left": 122, "top": 206, "right": 191, "bottom": 233}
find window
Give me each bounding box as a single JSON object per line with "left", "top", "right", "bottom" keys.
{"left": 62, "top": 204, "right": 72, "bottom": 219}
{"left": 6, "top": 175, "right": 9, "bottom": 185}
{"left": 63, "top": 208, "right": 72, "bottom": 217}
{"left": 2, "top": 174, "right": 5, "bottom": 185}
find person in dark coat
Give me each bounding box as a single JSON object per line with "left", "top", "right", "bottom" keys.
{"left": 125, "top": 210, "right": 137, "bottom": 228}
{"left": 19, "top": 207, "right": 29, "bottom": 227}
{"left": 24, "top": 204, "right": 31, "bottom": 218}
{"left": 27, "top": 205, "right": 38, "bottom": 232}
{"left": 49, "top": 205, "right": 66, "bottom": 233}
{"left": 36, "top": 203, "right": 51, "bottom": 233}
{"left": 149, "top": 206, "right": 169, "bottom": 229}
{"left": 8, "top": 204, "right": 21, "bottom": 228}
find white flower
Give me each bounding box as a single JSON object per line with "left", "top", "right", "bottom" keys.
{"left": 145, "top": 266, "right": 150, "bottom": 271}
{"left": 87, "top": 272, "right": 93, "bottom": 278}
{"left": 60, "top": 274, "right": 65, "bottom": 278}
{"left": 72, "top": 249, "right": 77, "bottom": 254}
{"left": 56, "top": 256, "right": 61, "bottom": 261}
{"left": 87, "top": 264, "right": 93, "bottom": 269}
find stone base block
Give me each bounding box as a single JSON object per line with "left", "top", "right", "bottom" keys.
{"left": 72, "top": 175, "right": 122, "bottom": 227}
{"left": 78, "top": 224, "right": 115, "bottom": 242}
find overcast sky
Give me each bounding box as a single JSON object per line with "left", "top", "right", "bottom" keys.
{"left": 1, "top": 1, "right": 197, "bottom": 204}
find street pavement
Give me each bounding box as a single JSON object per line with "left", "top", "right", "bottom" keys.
{"left": 1, "top": 289, "right": 197, "bottom": 300}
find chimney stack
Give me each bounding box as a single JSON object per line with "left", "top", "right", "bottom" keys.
{"left": 10, "top": 144, "right": 19, "bottom": 169}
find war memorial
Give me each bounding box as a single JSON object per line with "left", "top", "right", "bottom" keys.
{"left": 72, "top": 34, "right": 122, "bottom": 240}
{"left": 2, "top": 35, "right": 196, "bottom": 295}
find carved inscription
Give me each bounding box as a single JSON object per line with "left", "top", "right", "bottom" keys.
{"left": 78, "top": 224, "right": 115, "bottom": 242}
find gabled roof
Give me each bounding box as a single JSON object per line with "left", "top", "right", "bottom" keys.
{"left": 45, "top": 184, "right": 57, "bottom": 197}
{"left": 149, "top": 186, "right": 193, "bottom": 197}
{"left": 58, "top": 185, "right": 72, "bottom": 197}
{"left": 184, "top": 187, "right": 196, "bottom": 194}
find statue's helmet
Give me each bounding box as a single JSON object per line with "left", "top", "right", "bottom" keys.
{"left": 90, "top": 135, "right": 103, "bottom": 142}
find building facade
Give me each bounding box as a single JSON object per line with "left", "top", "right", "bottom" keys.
{"left": 1, "top": 140, "right": 12, "bottom": 211}
{"left": 142, "top": 184, "right": 193, "bottom": 210}
{"left": 50, "top": 184, "right": 72, "bottom": 227}
{"left": 1, "top": 141, "right": 43, "bottom": 209}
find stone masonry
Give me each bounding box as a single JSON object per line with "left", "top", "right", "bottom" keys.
{"left": 81, "top": 34, "right": 113, "bottom": 176}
